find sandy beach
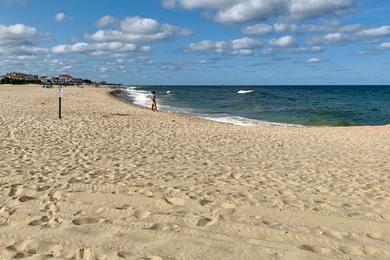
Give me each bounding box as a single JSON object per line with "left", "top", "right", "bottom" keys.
{"left": 0, "top": 85, "right": 390, "bottom": 259}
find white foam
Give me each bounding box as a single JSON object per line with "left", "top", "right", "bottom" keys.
{"left": 201, "top": 115, "right": 302, "bottom": 127}
{"left": 237, "top": 90, "right": 254, "bottom": 94}
{"left": 125, "top": 87, "right": 151, "bottom": 108}
{"left": 124, "top": 87, "right": 173, "bottom": 111}
{"left": 122, "top": 87, "right": 301, "bottom": 127}
{"left": 166, "top": 90, "right": 171, "bottom": 94}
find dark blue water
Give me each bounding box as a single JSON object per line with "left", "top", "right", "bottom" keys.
{"left": 122, "top": 85, "right": 390, "bottom": 126}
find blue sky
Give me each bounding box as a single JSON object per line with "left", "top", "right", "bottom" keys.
{"left": 0, "top": 0, "right": 390, "bottom": 85}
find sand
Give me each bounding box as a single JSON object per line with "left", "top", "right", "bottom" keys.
{"left": 0, "top": 85, "right": 389, "bottom": 260}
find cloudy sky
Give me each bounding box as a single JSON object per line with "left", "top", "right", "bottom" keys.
{"left": 0, "top": 0, "right": 389, "bottom": 84}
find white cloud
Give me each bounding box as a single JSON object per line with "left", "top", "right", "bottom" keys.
{"left": 162, "top": 0, "right": 177, "bottom": 9}
{"left": 231, "top": 37, "right": 261, "bottom": 49}
{"left": 96, "top": 15, "right": 116, "bottom": 28}
{"left": 354, "top": 50, "right": 370, "bottom": 56}
{"left": 309, "top": 32, "right": 347, "bottom": 45}
{"left": 232, "top": 49, "right": 254, "bottom": 56}
{"left": 162, "top": 0, "right": 237, "bottom": 10}
{"left": 214, "top": 1, "right": 286, "bottom": 24}
{"left": 51, "top": 42, "right": 90, "bottom": 54}
{"left": 274, "top": 22, "right": 299, "bottom": 33}
{"left": 379, "top": 42, "right": 390, "bottom": 50}
{"left": 355, "top": 26, "right": 390, "bottom": 38}
{"left": 289, "top": 0, "right": 356, "bottom": 20}
{"left": 242, "top": 24, "right": 272, "bottom": 35}
{"left": 307, "top": 57, "right": 321, "bottom": 63}
{"left": 0, "top": 23, "right": 48, "bottom": 56}
{"left": 187, "top": 40, "right": 226, "bottom": 53}
{"left": 51, "top": 41, "right": 143, "bottom": 54}
{"left": 54, "top": 12, "right": 67, "bottom": 22}
{"left": 0, "top": 23, "right": 36, "bottom": 39}
{"left": 339, "top": 23, "right": 364, "bottom": 33}
{"left": 120, "top": 17, "right": 160, "bottom": 34}
{"left": 163, "top": 0, "right": 357, "bottom": 24}
{"left": 61, "top": 65, "right": 72, "bottom": 70}
{"left": 269, "top": 35, "right": 296, "bottom": 47}
{"left": 141, "top": 46, "right": 152, "bottom": 52}
{"left": 187, "top": 37, "right": 260, "bottom": 55}
{"left": 86, "top": 16, "right": 192, "bottom": 43}
{"left": 292, "top": 46, "right": 323, "bottom": 53}
{"left": 273, "top": 21, "right": 364, "bottom": 35}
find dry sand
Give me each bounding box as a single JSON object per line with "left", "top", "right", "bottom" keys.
{"left": 0, "top": 85, "right": 390, "bottom": 260}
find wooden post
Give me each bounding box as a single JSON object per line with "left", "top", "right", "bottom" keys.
{"left": 59, "top": 96, "right": 62, "bottom": 119}
{"left": 57, "top": 87, "right": 64, "bottom": 119}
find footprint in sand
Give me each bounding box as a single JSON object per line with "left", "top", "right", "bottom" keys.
{"left": 165, "top": 197, "right": 185, "bottom": 206}
{"left": 117, "top": 251, "right": 134, "bottom": 258}
{"left": 28, "top": 216, "right": 49, "bottom": 226}
{"left": 72, "top": 217, "right": 110, "bottom": 225}
{"left": 8, "top": 184, "right": 21, "bottom": 197}
{"left": 298, "top": 244, "right": 319, "bottom": 253}
{"left": 339, "top": 245, "right": 365, "bottom": 256}
{"left": 36, "top": 186, "right": 51, "bottom": 192}
{"left": 231, "top": 173, "right": 241, "bottom": 180}
{"left": 366, "top": 233, "right": 384, "bottom": 241}
{"left": 13, "top": 252, "right": 33, "bottom": 258}
{"left": 199, "top": 199, "right": 213, "bottom": 206}
{"left": 134, "top": 210, "right": 151, "bottom": 219}
{"left": 196, "top": 217, "right": 217, "bottom": 227}
{"left": 115, "top": 205, "right": 132, "bottom": 210}
{"left": 18, "top": 196, "right": 36, "bottom": 202}
{"left": 148, "top": 223, "right": 181, "bottom": 232}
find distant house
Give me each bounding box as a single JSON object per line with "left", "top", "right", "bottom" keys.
{"left": 40, "top": 76, "right": 52, "bottom": 84}
{"left": 52, "top": 77, "right": 64, "bottom": 85}
{"left": 6, "top": 72, "right": 39, "bottom": 81}
{"left": 73, "top": 78, "right": 83, "bottom": 85}
{"left": 59, "top": 74, "right": 74, "bottom": 85}
{"left": 82, "top": 79, "right": 94, "bottom": 85}
{"left": 1, "top": 71, "right": 107, "bottom": 86}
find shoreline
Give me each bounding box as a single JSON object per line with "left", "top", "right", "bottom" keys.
{"left": 108, "top": 88, "right": 250, "bottom": 127}
{"left": 111, "top": 88, "right": 389, "bottom": 129}
{"left": 2, "top": 83, "right": 388, "bottom": 128}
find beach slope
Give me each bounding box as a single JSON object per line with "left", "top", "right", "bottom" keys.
{"left": 0, "top": 85, "right": 389, "bottom": 259}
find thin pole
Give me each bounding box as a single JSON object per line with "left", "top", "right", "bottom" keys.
{"left": 59, "top": 97, "right": 62, "bottom": 119}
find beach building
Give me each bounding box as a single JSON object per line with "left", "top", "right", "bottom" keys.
{"left": 5, "top": 72, "right": 39, "bottom": 81}
{"left": 82, "top": 79, "right": 94, "bottom": 85}
{"left": 39, "top": 76, "right": 53, "bottom": 84}
{"left": 73, "top": 78, "right": 83, "bottom": 85}
{"left": 52, "top": 77, "right": 64, "bottom": 85}
{"left": 1, "top": 71, "right": 107, "bottom": 86}
{"left": 59, "top": 74, "right": 74, "bottom": 85}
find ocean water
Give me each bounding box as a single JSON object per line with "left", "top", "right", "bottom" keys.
{"left": 121, "top": 85, "right": 390, "bottom": 127}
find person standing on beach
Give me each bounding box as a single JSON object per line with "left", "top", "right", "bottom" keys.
{"left": 150, "top": 91, "right": 157, "bottom": 112}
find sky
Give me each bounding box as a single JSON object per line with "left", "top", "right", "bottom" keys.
{"left": 0, "top": 0, "right": 390, "bottom": 85}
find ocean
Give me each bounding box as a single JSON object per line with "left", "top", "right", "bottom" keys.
{"left": 120, "top": 85, "right": 390, "bottom": 127}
